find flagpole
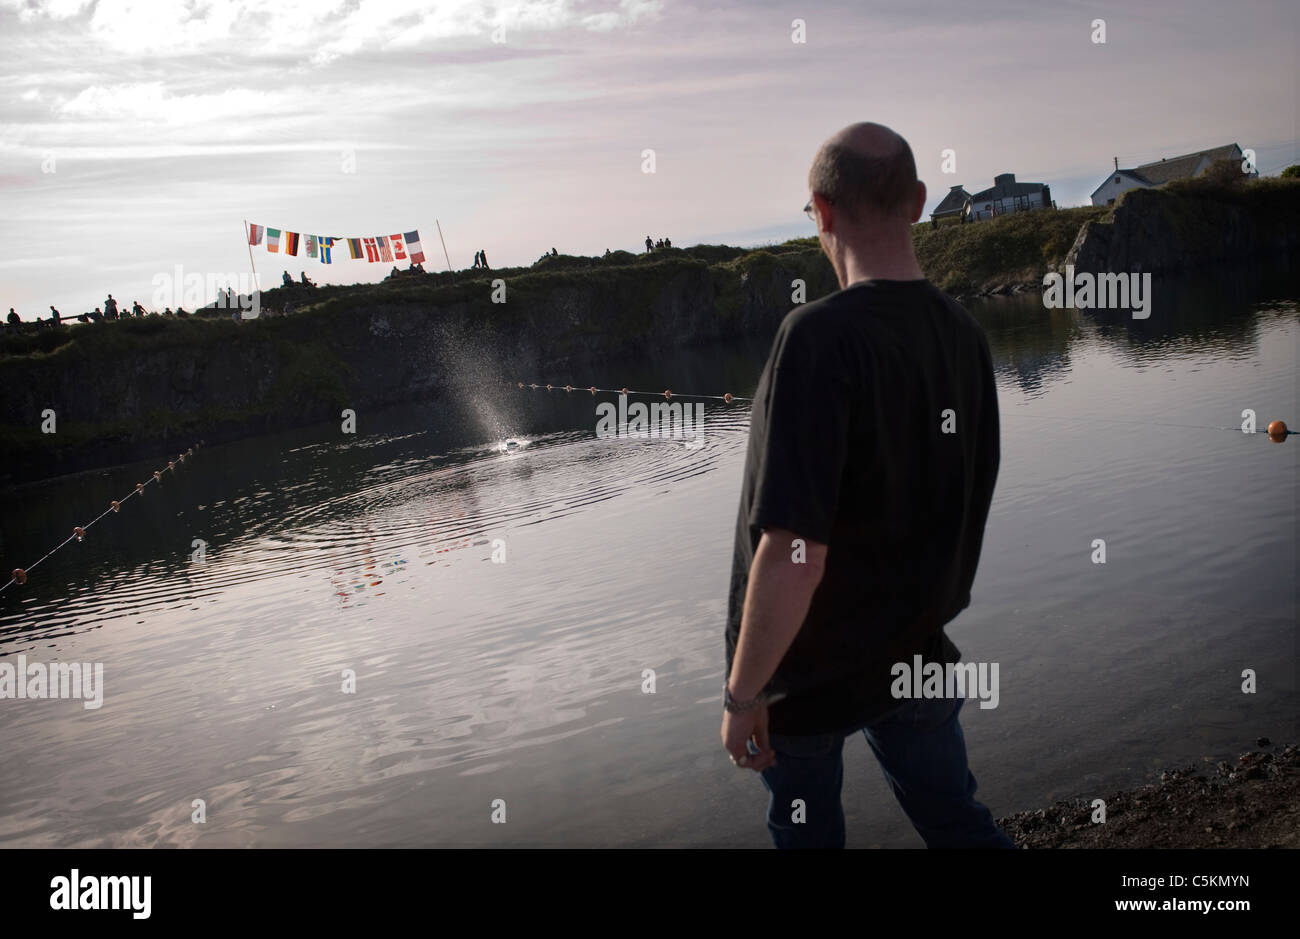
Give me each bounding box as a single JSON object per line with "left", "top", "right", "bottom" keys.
{"left": 242, "top": 219, "right": 260, "bottom": 293}
{"left": 435, "top": 219, "right": 452, "bottom": 272}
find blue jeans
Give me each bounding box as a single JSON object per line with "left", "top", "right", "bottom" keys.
{"left": 758, "top": 696, "right": 1015, "bottom": 848}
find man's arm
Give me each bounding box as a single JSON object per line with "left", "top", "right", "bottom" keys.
{"left": 720, "top": 527, "right": 828, "bottom": 772}
{"left": 728, "top": 527, "right": 828, "bottom": 700}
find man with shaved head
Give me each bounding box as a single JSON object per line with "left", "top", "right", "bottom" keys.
{"left": 722, "top": 122, "right": 1012, "bottom": 848}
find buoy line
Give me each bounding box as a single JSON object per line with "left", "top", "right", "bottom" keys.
{"left": 1006, "top": 412, "right": 1294, "bottom": 440}
{"left": 510, "top": 381, "right": 751, "bottom": 404}
{"left": 2, "top": 443, "right": 202, "bottom": 594}
{"left": 509, "top": 380, "right": 1291, "bottom": 441}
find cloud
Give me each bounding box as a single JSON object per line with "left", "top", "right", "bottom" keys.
{"left": 1, "top": 0, "right": 93, "bottom": 20}
{"left": 57, "top": 83, "right": 292, "bottom": 125}
{"left": 4, "top": 0, "right": 664, "bottom": 61}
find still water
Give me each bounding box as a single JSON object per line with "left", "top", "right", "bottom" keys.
{"left": 1, "top": 265, "right": 1295, "bottom": 847}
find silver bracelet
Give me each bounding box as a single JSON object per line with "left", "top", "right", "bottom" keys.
{"left": 723, "top": 685, "right": 784, "bottom": 713}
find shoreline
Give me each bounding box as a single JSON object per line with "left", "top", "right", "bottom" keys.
{"left": 997, "top": 741, "right": 1300, "bottom": 848}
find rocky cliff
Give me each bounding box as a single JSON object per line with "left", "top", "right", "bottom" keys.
{"left": 1066, "top": 179, "right": 1300, "bottom": 274}
{"left": 0, "top": 246, "right": 837, "bottom": 485}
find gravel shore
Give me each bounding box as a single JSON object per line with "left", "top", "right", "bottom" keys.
{"left": 997, "top": 741, "right": 1300, "bottom": 848}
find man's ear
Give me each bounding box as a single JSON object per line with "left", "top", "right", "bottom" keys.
{"left": 813, "top": 192, "right": 835, "bottom": 234}
{"left": 910, "top": 180, "right": 927, "bottom": 223}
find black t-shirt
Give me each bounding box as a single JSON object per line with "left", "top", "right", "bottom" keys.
{"left": 726, "top": 278, "right": 1000, "bottom": 737}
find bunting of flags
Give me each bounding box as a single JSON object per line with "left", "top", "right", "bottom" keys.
{"left": 247, "top": 222, "right": 426, "bottom": 267}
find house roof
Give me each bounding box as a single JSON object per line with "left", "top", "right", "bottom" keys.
{"left": 1089, "top": 169, "right": 1151, "bottom": 198}
{"left": 931, "top": 185, "right": 972, "bottom": 216}
{"left": 1089, "top": 143, "right": 1244, "bottom": 197}
{"left": 968, "top": 175, "right": 1047, "bottom": 203}
{"left": 1133, "top": 143, "right": 1241, "bottom": 184}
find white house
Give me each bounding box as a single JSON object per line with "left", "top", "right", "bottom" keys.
{"left": 1090, "top": 143, "right": 1252, "bottom": 206}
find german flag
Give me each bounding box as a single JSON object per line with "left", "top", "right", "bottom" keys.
{"left": 284, "top": 232, "right": 300, "bottom": 256}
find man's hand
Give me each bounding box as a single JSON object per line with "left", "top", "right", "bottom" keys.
{"left": 721, "top": 702, "right": 775, "bottom": 772}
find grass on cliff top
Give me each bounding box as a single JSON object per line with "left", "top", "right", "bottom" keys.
{"left": 0, "top": 241, "right": 820, "bottom": 360}
{"left": 910, "top": 205, "right": 1106, "bottom": 294}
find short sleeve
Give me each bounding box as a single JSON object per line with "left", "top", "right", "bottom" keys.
{"left": 747, "top": 314, "right": 855, "bottom": 544}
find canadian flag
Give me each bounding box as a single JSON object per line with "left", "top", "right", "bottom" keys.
{"left": 390, "top": 234, "right": 407, "bottom": 261}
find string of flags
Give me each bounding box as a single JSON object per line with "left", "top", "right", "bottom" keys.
{"left": 247, "top": 224, "right": 425, "bottom": 266}
{"left": 2, "top": 444, "right": 201, "bottom": 595}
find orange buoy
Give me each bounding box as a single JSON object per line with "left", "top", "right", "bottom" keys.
{"left": 589, "top": 386, "right": 597, "bottom": 395}
{"left": 12, "top": 568, "right": 26, "bottom": 585}
{"left": 530, "top": 383, "right": 538, "bottom": 389}
{"left": 621, "top": 387, "right": 629, "bottom": 396}
{"left": 565, "top": 385, "right": 572, "bottom": 392}
{"left": 136, "top": 482, "right": 144, "bottom": 493}
{"left": 663, "top": 389, "right": 672, "bottom": 399}
{"left": 546, "top": 384, "right": 552, "bottom": 391}
{"left": 724, "top": 393, "right": 734, "bottom": 404}
{"left": 167, "top": 461, "right": 175, "bottom": 471}
{"left": 153, "top": 471, "right": 161, "bottom": 480}
{"left": 517, "top": 382, "right": 524, "bottom": 389}
{"left": 73, "top": 526, "right": 85, "bottom": 542}
{"left": 1267, "top": 419, "right": 1288, "bottom": 443}
{"left": 110, "top": 500, "right": 120, "bottom": 512}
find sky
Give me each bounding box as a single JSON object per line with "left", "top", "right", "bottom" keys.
{"left": 1, "top": 0, "right": 1296, "bottom": 317}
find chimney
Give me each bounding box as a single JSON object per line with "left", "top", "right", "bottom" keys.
{"left": 1113, "top": 156, "right": 1118, "bottom": 171}
{"left": 994, "top": 172, "right": 1015, "bottom": 187}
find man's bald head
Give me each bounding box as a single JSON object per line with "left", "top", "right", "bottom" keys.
{"left": 808, "top": 122, "right": 918, "bottom": 223}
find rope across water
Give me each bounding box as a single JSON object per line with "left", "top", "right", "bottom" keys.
{"left": 2, "top": 444, "right": 201, "bottom": 594}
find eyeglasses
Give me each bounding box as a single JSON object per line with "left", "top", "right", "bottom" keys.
{"left": 804, "top": 195, "right": 832, "bottom": 222}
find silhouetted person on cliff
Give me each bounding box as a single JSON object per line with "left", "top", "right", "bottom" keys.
{"left": 6, "top": 308, "right": 19, "bottom": 327}
{"left": 645, "top": 235, "right": 653, "bottom": 252}
{"left": 49, "top": 305, "right": 60, "bottom": 325}
{"left": 104, "top": 295, "right": 118, "bottom": 319}
{"left": 282, "top": 270, "right": 293, "bottom": 287}
{"left": 479, "top": 250, "right": 489, "bottom": 270}
{"left": 133, "top": 301, "right": 146, "bottom": 317}
{"left": 300, "top": 271, "right": 313, "bottom": 286}
{"left": 90, "top": 308, "right": 103, "bottom": 322}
